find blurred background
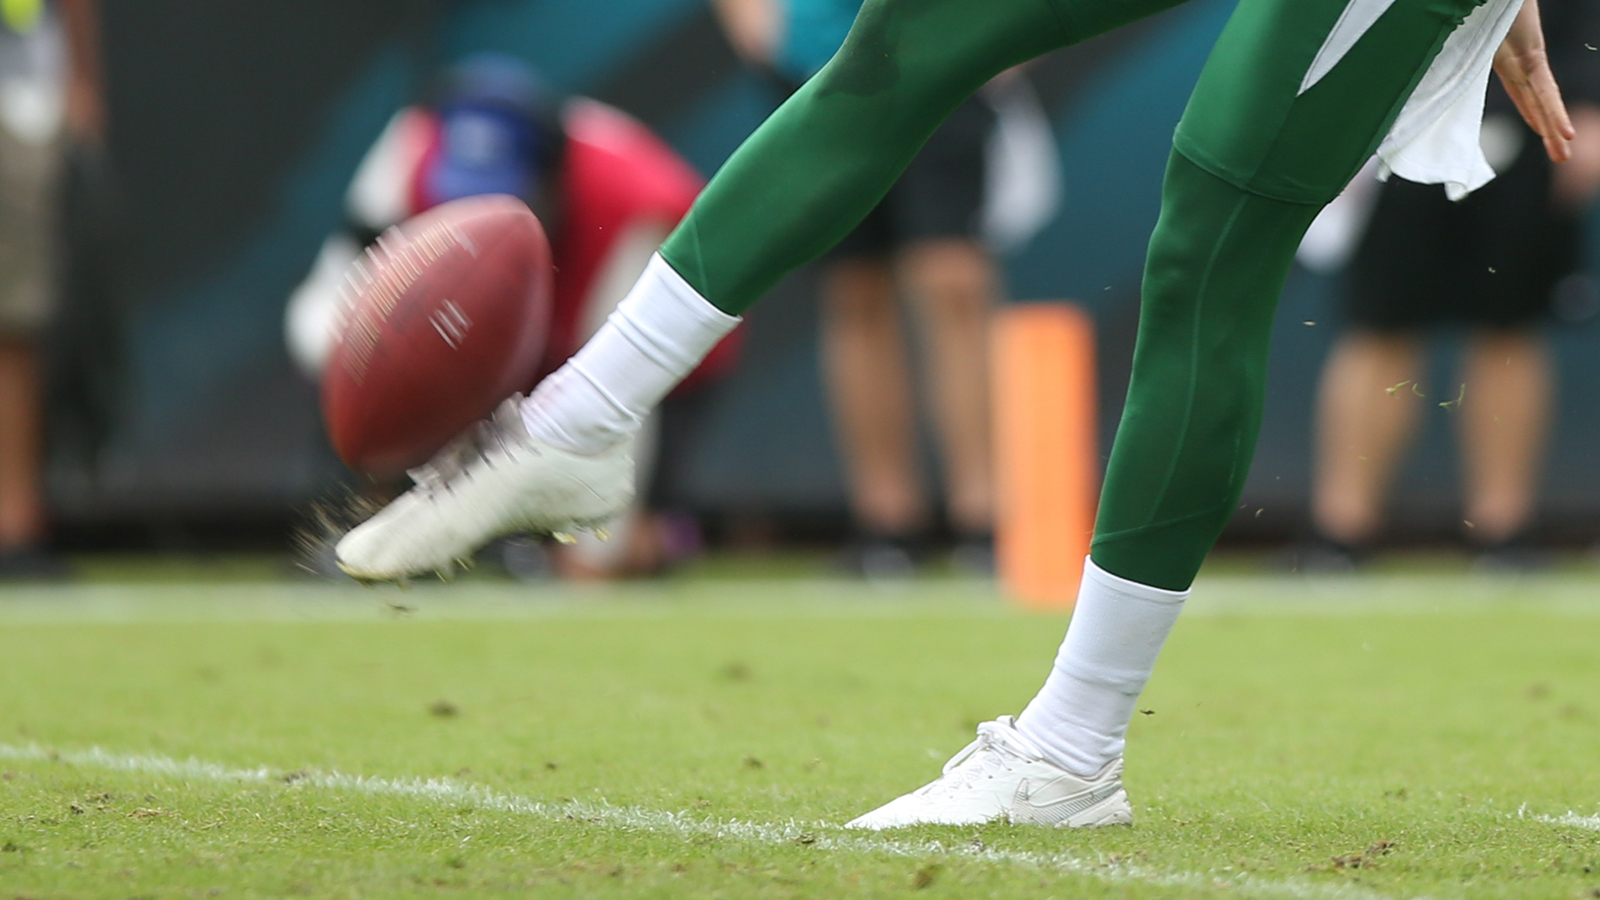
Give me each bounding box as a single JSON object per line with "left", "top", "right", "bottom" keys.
{"left": 10, "top": 0, "right": 1600, "bottom": 576}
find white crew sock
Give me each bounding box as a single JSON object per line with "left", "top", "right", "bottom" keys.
{"left": 1014, "top": 559, "right": 1188, "bottom": 776}
{"left": 521, "top": 254, "right": 740, "bottom": 454}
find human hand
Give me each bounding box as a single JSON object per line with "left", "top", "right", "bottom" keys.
{"left": 1494, "top": 0, "right": 1575, "bottom": 163}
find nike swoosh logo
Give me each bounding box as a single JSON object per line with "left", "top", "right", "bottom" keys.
{"left": 1012, "top": 779, "right": 1122, "bottom": 823}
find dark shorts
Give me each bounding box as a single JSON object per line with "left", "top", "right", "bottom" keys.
{"left": 1346, "top": 117, "right": 1581, "bottom": 332}
{"left": 830, "top": 94, "right": 994, "bottom": 259}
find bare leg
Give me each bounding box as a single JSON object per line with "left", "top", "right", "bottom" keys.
{"left": 1311, "top": 330, "right": 1426, "bottom": 546}
{"left": 1458, "top": 329, "right": 1551, "bottom": 545}
{"left": 819, "top": 258, "right": 927, "bottom": 535}
{"left": 0, "top": 338, "right": 46, "bottom": 551}
{"left": 896, "top": 238, "right": 996, "bottom": 536}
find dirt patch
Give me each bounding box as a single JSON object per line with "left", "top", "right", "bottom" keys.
{"left": 1321, "top": 840, "right": 1395, "bottom": 871}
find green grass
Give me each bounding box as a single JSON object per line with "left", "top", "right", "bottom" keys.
{"left": 1, "top": 561, "right": 1599, "bottom": 898}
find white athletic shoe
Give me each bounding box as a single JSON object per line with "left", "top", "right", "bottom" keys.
{"left": 844, "top": 716, "right": 1132, "bottom": 829}
{"left": 335, "top": 395, "right": 634, "bottom": 582}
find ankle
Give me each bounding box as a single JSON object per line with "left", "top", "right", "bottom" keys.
{"left": 521, "top": 255, "right": 739, "bottom": 455}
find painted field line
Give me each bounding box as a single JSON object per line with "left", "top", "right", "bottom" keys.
{"left": 1535, "top": 812, "right": 1600, "bottom": 832}
{"left": 0, "top": 743, "right": 1393, "bottom": 900}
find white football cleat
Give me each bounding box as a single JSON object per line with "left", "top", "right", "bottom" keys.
{"left": 845, "top": 716, "right": 1132, "bottom": 829}
{"left": 336, "top": 395, "right": 634, "bottom": 582}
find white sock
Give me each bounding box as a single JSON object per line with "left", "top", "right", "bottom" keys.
{"left": 1014, "top": 559, "right": 1188, "bottom": 776}
{"left": 521, "top": 254, "right": 740, "bottom": 453}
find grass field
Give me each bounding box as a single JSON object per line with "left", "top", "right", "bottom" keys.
{"left": 2, "top": 557, "right": 1599, "bottom": 898}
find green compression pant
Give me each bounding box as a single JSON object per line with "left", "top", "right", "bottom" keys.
{"left": 662, "top": 0, "right": 1486, "bottom": 590}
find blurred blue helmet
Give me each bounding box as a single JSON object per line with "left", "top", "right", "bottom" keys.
{"left": 423, "top": 54, "right": 562, "bottom": 207}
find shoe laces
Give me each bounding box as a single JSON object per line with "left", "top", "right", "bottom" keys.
{"left": 407, "top": 395, "right": 530, "bottom": 495}
{"left": 924, "top": 718, "right": 1041, "bottom": 796}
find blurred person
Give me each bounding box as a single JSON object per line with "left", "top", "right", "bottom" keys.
{"left": 1310, "top": 0, "right": 1600, "bottom": 568}
{"left": 338, "top": 0, "right": 1573, "bottom": 829}
{"left": 287, "top": 55, "right": 737, "bottom": 580}
{"left": 0, "top": 0, "right": 95, "bottom": 579}
{"left": 715, "top": 0, "right": 1004, "bottom": 577}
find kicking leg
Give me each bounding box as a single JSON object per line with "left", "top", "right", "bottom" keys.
{"left": 519, "top": 0, "right": 1187, "bottom": 457}
{"left": 337, "top": 0, "right": 1188, "bottom": 578}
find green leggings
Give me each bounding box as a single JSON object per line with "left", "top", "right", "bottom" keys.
{"left": 663, "top": 0, "right": 1485, "bottom": 589}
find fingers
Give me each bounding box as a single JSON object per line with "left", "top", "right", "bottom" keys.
{"left": 1545, "top": 133, "right": 1573, "bottom": 164}
{"left": 1526, "top": 82, "right": 1573, "bottom": 163}
{"left": 1496, "top": 52, "right": 1574, "bottom": 163}
{"left": 1503, "top": 82, "right": 1556, "bottom": 160}
{"left": 1531, "top": 63, "right": 1575, "bottom": 149}
{"left": 1536, "top": 88, "right": 1575, "bottom": 162}
{"left": 1495, "top": 0, "right": 1573, "bottom": 161}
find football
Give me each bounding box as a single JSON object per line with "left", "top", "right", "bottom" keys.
{"left": 322, "top": 194, "right": 552, "bottom": 476}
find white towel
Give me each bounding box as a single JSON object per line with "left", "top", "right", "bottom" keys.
{"left": 1301, "top": 0, "right": 1526, "bottom": 200}
{"left": 1376, "top": 0, "right": 1525, "bottom": 199}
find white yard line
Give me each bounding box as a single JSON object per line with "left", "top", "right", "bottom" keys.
{"left": 1534, "top": 812, "right": 1600, "bottom": 832}
{"left": 0, "top": 742, "right": 1391, "bottom": 900}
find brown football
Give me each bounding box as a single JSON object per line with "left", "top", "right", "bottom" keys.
{"left": 322, "top": 194, "right": 552, "bottom": 476}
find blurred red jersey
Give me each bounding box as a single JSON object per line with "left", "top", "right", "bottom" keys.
{"left": 400, "top": 99, "right": 739, "bottom": 389}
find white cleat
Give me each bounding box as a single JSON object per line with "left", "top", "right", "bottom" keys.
{"left": 336, "top": 395, "right": 634, "bottom": 582}
{"left": 845, "top": 716, "right": 1132, "bottom": 829}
